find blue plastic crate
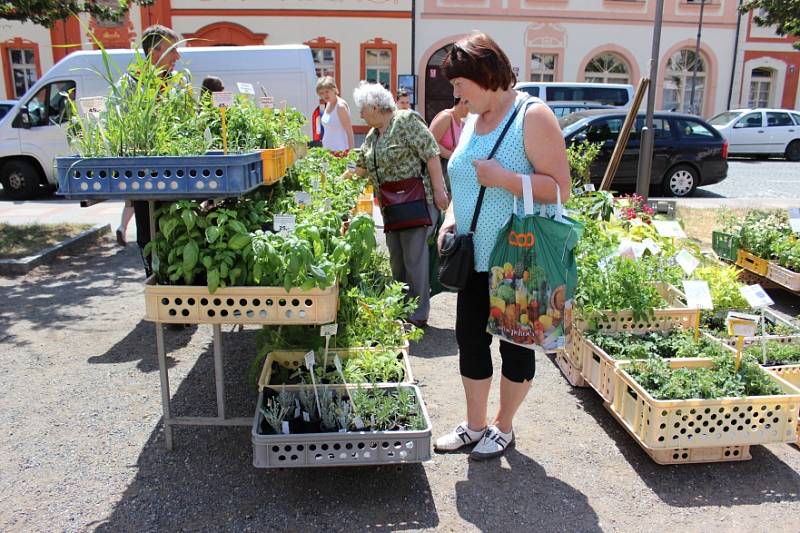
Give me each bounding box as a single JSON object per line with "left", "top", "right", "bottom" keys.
{"left": 55, "top": 151, "right": 263, "bottom": 199}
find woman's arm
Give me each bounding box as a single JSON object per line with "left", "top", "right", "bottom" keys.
{"left": 429, "top": 111, "right": 453, "bottom": 159}
{"left": 337, "top": 100, "right": 355, "bottom": 150}
{"left": 471, "top": 103, "right": 570, "bottom": 204}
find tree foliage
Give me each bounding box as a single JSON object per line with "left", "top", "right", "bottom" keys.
{"left": 740, "top": 0, "right": 800, "bottom": 49}
{"left": 0, "top": 1, "right": 154, "bottom": 28}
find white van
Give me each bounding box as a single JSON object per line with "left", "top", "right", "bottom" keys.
{"left": 514, "top": 82, "right": 634, "bottom": 107}
{"left": 0, "top": 45, "right": 318, "bottom": 199}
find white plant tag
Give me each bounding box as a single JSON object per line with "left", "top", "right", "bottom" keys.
{"left": 310, "top": 177, "right": 320, "bottom": 190}
{"left": 259, "top": 96, "right": 274, "bottom": 109}
{"left": 675, "top": 249, "right": 699, "bottom": 275}
{"left": 304, "top": 350, "right": 315, "bottom": 369}
{"left": 683, "top": 280, "right": 713, "bottom": 310}
{"left": 739, "top": 284, "right": 774, "bottom": 308}
{"left": 203, "top": 127, "right": 212, "bottom": 144}
{"left": 273, "top": 214, "right": 296, "bottom": 235}
{"left": 334, "top": 355, "right": 343, "bottom": 374}
{"left": 302, "top": 411, "right": 310, "bottom": 422}
{"left": 788, "top": 208, "right": 800, "bottom": 234}
{"left": 652, "top": 220, "right": 687, "bottom": 239}
{"left": 294, "top": 191, "right": 311, "bottom": 207}
{"left": 211, "top": 92, "right": 234, "bottom": 108}
{"left": 79, "top": 96, "right": 107, "bottom": 114}
{"left": 237, "top": 82, "right": 255, "bottom": 95}
{"left": 281, "top": 421, "right": 290, "bottom": 434}
{"left": 321, "top": 323, "right": 338, "bottom": 337}
{"left": 353, "top": 416, "right": 365, "bottom": 429}
{"left": 598, "top": 254, "right": 615, "bottom": 271}
{"left": 583, "top": 183, "right": 595, "bottom": 192}
{"left": 726, "top": 311, "right": 760, "bottom": 337}
{"left": 338, "top": 428, "right": 347, "bottom": 433}
{"left": 642, "top": 238, "right": 661, "bottom": 255}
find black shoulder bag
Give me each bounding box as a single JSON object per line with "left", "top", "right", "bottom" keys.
{"left": 438, "top": 97, "right": 528, "bottom": 291}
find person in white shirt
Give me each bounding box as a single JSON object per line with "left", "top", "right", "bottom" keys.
{"left": 316, "top": 77, "right": 354, "bottom": 151}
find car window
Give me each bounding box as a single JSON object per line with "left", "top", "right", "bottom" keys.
{"left": 674, "top": 118, "right": 716, "bottom": 138}
{"left": 546, "top": 86, "right": 629, "bottom": 106}
{"left": 792, "top": 113, "right": 800, "bottom": 125}
{"left": 585, "top": 118, "right": 623, "bottom": 143}
{"left": 0, "top": 104, "right": 12, "bottom": 120}
{"left": 766, "top": 111, "right": 793, "bottom": 127}
{"left": 518, "top": 86, "right": 539, "bottom": 97}
{"left": 708, "top": 111, "right": 742, "bottom": 126}
{"left": 631, "top": 117, "right": 672, "bottom": 141}
{"left": 24, "top": 80, "right": 76, "bottom": 127}
{"left": 736, "top": 112, "right": 762, "bottom": 128}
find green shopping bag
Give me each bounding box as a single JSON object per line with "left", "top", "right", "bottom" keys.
{"left": 487, "top": 181, "right": 582, "bottom": 350}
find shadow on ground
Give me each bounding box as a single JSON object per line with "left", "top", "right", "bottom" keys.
{"left": 87, "top": 320, "right": 197, "bottom": 373}
{"left": 410, "top": 325, "right": 458, "bottom": 358}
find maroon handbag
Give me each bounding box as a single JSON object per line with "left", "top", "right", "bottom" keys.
{"left": 373, "top": 134, "right": 432, "bottom": 232}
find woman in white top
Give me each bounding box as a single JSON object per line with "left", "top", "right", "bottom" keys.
{"left": 316, "top": 76, "right": 355, "bottom": 151}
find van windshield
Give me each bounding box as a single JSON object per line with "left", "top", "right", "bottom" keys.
{"left": 546, "top": 86, "right": 629, "bottom": 106}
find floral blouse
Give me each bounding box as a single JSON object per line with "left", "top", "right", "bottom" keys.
{"left": 356, "top": 110, "right": 440, "bottom": 203}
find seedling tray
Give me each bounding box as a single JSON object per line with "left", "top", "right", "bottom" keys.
{"left": 252, "top": 384, "right": 432, "bottom": 468}
{"left": 766, "top": 262, "right": 800, "bottom": 292}
{"left": 610, "top": 358, "right": 800, "bottom": 449}
{"left": 56, "top": 151, "right": 264, "bottom": 199}
{"left": 554, "top": 348, "right": 586, "bottom": 387}
{"left": 143, "top": 276, "right": 338, "bottom": 325}
{"left": 766, "top": 365, "right": 800, "bottom": 447}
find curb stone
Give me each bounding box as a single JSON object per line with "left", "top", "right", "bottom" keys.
{"left": 0, "top": 223, "right": 111, "bottom": 276}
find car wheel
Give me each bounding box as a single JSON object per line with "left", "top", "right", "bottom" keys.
{"left": 661, "top": 164, "right": 698, "bottom": 197}
{"left": 785, "top": 140, "right": 800, "bottom": 162}
{"left": 1, "top": 160, "right": 42, "bottom": 200}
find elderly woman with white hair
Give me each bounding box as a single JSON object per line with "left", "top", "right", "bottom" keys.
{"left": 350, "top": 82, "right": 450, "bottom": 328}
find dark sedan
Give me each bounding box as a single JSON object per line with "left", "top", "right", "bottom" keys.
{"left": 560, "top": 110, "right": 728, "bottom": 197}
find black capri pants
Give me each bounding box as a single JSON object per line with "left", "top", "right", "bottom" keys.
{"left": 456, "top": 270, "right": 536, "bottom": 383}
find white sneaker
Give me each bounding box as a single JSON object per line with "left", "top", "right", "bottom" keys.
{"left": 434, "top": 422, "right": 486, "bottom": 452}
{"left": 470, "top": 425, "right": 514, "bottom": 460}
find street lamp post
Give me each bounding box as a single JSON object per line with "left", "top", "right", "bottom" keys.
{"left": 689, "top": 0, "right": 706, "bottom": 115}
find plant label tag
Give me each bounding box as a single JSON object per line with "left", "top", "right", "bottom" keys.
{"left": 683, "top": 280, "right": 713, "bottom": 310}
{"left": 675, "top": 249, "right": 699, "bottom": 275}
{"left": 304, "top": 350, "right": 315, "bottom": 369}
{"left": 353, "top": 416, "right": 365, "bottom": 429}
{"left": 726, "top": 311, "right": 759, "bottom": 337}
{"left": 370, "top": 415, "right": 376, "bottom": 426}
{"left": 598, "top": 254, "right": 615, "bottom": 271}
{"left": 281, "top": 421, "right": 290, "bottom": 434}
{"left": 79, "top": 96, "right": 107, "bottom": 114}
{"left": 333, "top": 355, "right": 343, "bottom": 374}
{"left": 212, "top": 92, "right": 234, "bottom": 108}
{"left": 739, "top": 284, "right": 774, "bottom": 308}
{"left": 616, "top": 241, "right": 637, "bottom": 260}
{"left": 310, "top": 177, "right": 320, "bottom": 191}
{"left": 652, "top": 220, "right": 686, "bottom": 239}
{"left": 320, "top": 323, "right": 338, "bottom": 337}
{"left": 237, "top": 82, "right": 255, "bottom": 95}
{"left": 788, "top": 208, "right": 800, "bottom": 234}
{"left": 273, "top": 214, "right": 295, "bottom": 235}
{"left": 583, "top": 183, "right": 596, "bottom": 192}
{"left": 294, "top": 407, "right": 300, "bottom": 418}
{"left": 302, "top": 411, "right": 310, "bottom": 422}
{"left": 294, "top": 191, "right": 311, "bottom": 207}
{"left": 338, "top": 428, "right": 347, "bottom": 433}
{"left": 642, "top": 238, "right": 661, "bottom": 255}
{"left": 259, "top": 96, "right": 274, "bottom": 109}
{"left": 203, "top": 127, "right": 213, "bottom": 144}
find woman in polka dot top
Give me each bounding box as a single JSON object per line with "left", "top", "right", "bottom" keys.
{"left": 432, "top": 33, "right": 571, "bottom": 461}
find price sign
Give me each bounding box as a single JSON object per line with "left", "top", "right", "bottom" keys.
{"left": 683, "top": 280, "right": 714, "bottom": 310}
{"left": 652, "top": 220, "right": 687, "bottom": 239}
{"left": 726, "top": 311, "right": 759, "bottom": 337}
{"left": 739, "top": 284, "right": 774, "bottom": 308}
{"left": 304, "top": 350, "right": 315, "bottom": 369}
{"left": 273, "top": 214, "right": 296, "bottom": 235}
{"left": 294, "top": 191, "right": 311, "bottom": 207}
{"left": 259, "top": 96, "right": 274, "bottom": 109}
{"left": 321, "top": 323, "right": 338, "bottom": 337}
{"left": 642, "top": 238, "right": 662, "bottom": 255}
{"left": 78, "top": 96, "right": 107, "bottom": 114}
{"left": 236, "top": 82, "right": 255, "bottom": 95}
{"left": 788, "top": 208, "right": 800, "bottom": 234}
{"left": 583, "top": 183, "right": 596, "bottom": 192}
{"left": 675, "top": 249, "right": 700, "bottom": 275}
{"left": 211, "top": 92, "right": 234, "bottom": 108}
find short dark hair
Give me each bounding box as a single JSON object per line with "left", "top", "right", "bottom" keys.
{"left": 441, "top": 33, "right": 516, "bottom": 91}
{"left": 141, "top": 24, "right": 180, "bottom": 56}
{"left": 201, "top": 76, "right": 224, "bottom": 95}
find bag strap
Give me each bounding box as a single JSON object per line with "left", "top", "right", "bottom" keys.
{"left": 449, "top": 114, "right": 457, "bottom": 149}
{"left": 468, "top": 95, "right": 529, "bottom": 234}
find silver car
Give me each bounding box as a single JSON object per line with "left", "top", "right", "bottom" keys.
{"left": 708, "top": 108, "right": 800, "bottom": 161}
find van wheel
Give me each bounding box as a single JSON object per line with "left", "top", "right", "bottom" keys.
{"left": 662, "top": 164, "right": 698, "bottom": 197}
{"left": 785, "top": 140, "right": 800, "bottom": 162}
{"left": 1, "top": 160, "right": 42, "bottom": 200}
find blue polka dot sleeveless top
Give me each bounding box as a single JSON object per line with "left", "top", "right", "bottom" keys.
{"left": 448, "top": 92, "right": 557, "bottom": 272}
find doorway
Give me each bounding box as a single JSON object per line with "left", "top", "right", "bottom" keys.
{"left": 424, "top": 44, "right": 456, "bottom": 124}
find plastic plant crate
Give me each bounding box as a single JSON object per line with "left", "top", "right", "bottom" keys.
{"left": 609, "top": 357, "right": 800, "bottom": 450}
{"left": 766, "top": 262, "right": 800, "bottom": 292}
{"left": 55, "top": 151, "right": 263, "bottom": 199}
{"left": 766, "top": 365, "right": 800, "bottom": 447}
{"left": 252, "top": 384, "right": 432, "bottom": 468}
{"left": 603, "top": 403, "right": 751, "bottom": 464}
{"left": 354, "top": 193, "right": 374, "bottom": 216}
{"left": 259, "top": 147, "right": 286, "bottom": 185}
{"left": 736, "top": 249, "right": 769, "bottom": 277}
{"left": 143, "top": 276, "right": 338, "bottom": 325}
{"left": 710, "top": 309, "right": 800, "bottom": 347}
{"left": 740, "top": 334, "right": 800, "bottom": 357}
{"left": 711, "top": 231, "right": 740, "bottom": 262}
{"left": 555, "top": 347, "right": 586, "bottom": 387}
{"left": 259, "top": 347, "right": 414, "bottom": 389}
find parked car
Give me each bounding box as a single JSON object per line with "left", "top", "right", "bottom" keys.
{"left": 707, "top": 108, "right": 800, "bottom": 161}
{"left": 546, "top": 100, "right": 615, "bottom": 118}
{"left": 560, "top": 110, "right": 728, "bottom": 197}
{"left": 515, "top": 82, "right": 634, "bottom": 107}
{"left": 0, "top": 100, "right": 15, "bottom": 120}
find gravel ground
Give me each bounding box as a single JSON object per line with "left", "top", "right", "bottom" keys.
{"left": 1, "top": 240, "right": 799, "bottom": 532}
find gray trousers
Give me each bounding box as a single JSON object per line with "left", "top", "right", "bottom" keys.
{"left": 385, "top": 203, "right": 438, "bottom": 322}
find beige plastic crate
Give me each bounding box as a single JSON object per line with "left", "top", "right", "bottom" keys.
{"left": 555, "top": 348, "right": 586, "bottom": 387}
{"left": 766, "top": 262, "right": 800, "bottom": 292}
{"left": 767, "top": 365, "right": 800, "bottom": 447}
{"left": 259, "top": 346, "right": 414, "bottom": 389}
{"left": 736, "top": 249, "right": 770, "bottom": 277}
{"left": 143, "top": 276, "right": 338, "bottom": 325}
{"left": 610, "top": 358, "right": 800, "bottom": 449}
{"left": 604, "top": 403, "right": 751, "bottom": 464}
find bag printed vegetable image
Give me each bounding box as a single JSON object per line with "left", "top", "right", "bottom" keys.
{"left": 487, "top": 181, "right": 581, "bottom": 350}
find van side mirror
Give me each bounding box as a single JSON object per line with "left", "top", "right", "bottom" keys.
{"left": 12, "top": 107, "right": 31, "bottom": 129}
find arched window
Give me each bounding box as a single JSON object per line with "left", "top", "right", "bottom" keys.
{"left": 748, "top": 67, "right": 773, "bottom": 108}
{"left": 584, "top": 53, "right": 630, "bottom": 85}
{"left": 663, "top": 49, "right": 706, "bottom": 114}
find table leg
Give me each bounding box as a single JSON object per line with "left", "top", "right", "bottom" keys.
{"left": 213, "top": 324, "right": 226, "bottom": 419}
{"left": 156, "top": 321, "right": 174, "bottom": 450}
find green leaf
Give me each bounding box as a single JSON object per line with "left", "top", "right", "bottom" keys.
{"left": 205, "top": 226, "right": 221, "bottom": 244}
{"left": 228, "top": 233, "right": 252, "bottom": 251}
{"left": 182, "top": 240, "right": 199, "bottom": 272}
{"left": 182, "top": 209, "right": 196, "bottom": 231}
{"left": 208, "top": 269, "right": 220, "bottom": 293}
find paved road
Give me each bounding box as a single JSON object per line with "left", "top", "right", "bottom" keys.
{"left": 693, "top": 157, "right": 800, "bottom": 199}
